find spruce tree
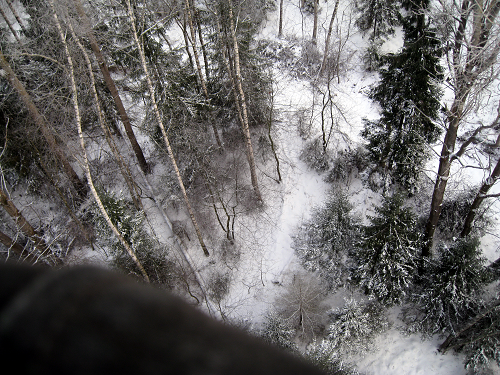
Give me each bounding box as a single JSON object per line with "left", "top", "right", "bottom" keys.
{"left": 407, "top": 237, "right": 490, "bottom": 336}
{"left": 351, "top": 193, "right": 421, "bottom": 306}
{"left": 361, "top": 0, "right": 443, "bottom": 192}
{"left": 354, "top": 0, "right": 401, "bottom": 42}
{"left": 294, "top": 190, "right": 359, "bottom": 289}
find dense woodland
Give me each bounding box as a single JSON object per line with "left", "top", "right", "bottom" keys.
{"left": 1, "top": 0, "right": 500, "bottom": 373}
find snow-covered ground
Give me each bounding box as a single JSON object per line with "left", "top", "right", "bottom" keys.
{"left": 2, "top": 0, "right": 498, "bottom": 373}
{"left": 196, "top": 1, "right": 500, "bottom": 374}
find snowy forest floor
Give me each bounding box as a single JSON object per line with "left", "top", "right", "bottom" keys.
{"left": 5, "top": 0, "right": 499, "bottom": 373}
{"left": 184, "top": 2, "right": 500, "bottom": 374}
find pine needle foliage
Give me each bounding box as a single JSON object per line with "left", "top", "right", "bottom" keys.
{"left": 325, "top": 298, "right": 389, "bottom": 355}
{"left": 354, "top": 0, "right": 401, "bottom": 42}
{"left": 461, "top": 296, "right": 500, "bottom": 371}
{"left": 406, "top": 237, "right": 490, "bottom": 336}
{"left": 351, "top": 193, "right": 421, "bottom": 306}
{"left": 361, "top": 0, "right": 443, "bottom": 193}
{"left": 261, "top": 312, "right": 298, "bottom": 353}
{"left": 306, "top": 339, "right": 361, "bottom": 375}
{"left": 88, "top": 191, "right": 175, "bottom": 286}
{"left": 294, "top": 190, "right": 359, "bottom": 289}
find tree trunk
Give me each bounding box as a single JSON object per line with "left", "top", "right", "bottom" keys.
{"left": 460, "top": 160, "right": 500, "bottom": 238}
{"left": 126, "top": 0, "right": 210, "bottom": 257}
{"left": 423, "top": 1, "right": 500, "bottom": 254}
{"left": 180, "top": 12, "right": 195, "bottom": 72}
{"left": 267, "top": 82, "right": 282, "bottom": 183}
{"left": 278, "top": 0, "right": 284, "bottom": 37}
{"left": 319, "top": 0, "right": 340, "bottom": 76}
{"left": 0, "top": 5, "right": 22, "bottom": 44}
{"left": 70, "top": 20, "right": 143, "bottom": 211}
{"left": 72, "top": 0, "right": 151, "bottom": 175}
{"left": 0, "top": 229, "right": 31, "bottom": 261}
{"left": 5, "top": 0, "right": 27, "bottom": 35}
{"left": 438, "top": 299, "right": 500, "bottom": 353}
{"left": 194, "top": 7, "right": 210, "bottom": 81}
{"left": 227, "top": 0, "right": 262, "bottom": 202}
{"left": 461, "top": 139, "right": 500, "bottom": 237}
{"left": 0, "top": 51, "right": 87, "bottom": 199}
{"left": 51, "top": 0, "right": 150, "bottom": 282}
{"left": 312, "top": 0, "right": 318, "bottom": 44}
{"left": 0, "top": 187, "right": 59, "bottom": 265}
{"left": 184, "top": 0, "right": 222, "bottom": 149}
{"left": 423, "top": 110, "right": 461, "bottom": 256}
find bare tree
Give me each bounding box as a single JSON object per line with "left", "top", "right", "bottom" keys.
{"left": 0, "top": 185, "right": 60, "bottom": 265}
{"left": 0, "top": 50, "right": 87, "bottom": 199}
{"left": 276, "top": 273, "right": 327, "bottom": 338}
{"left": 319, "top": 0, "right": 340, "bottom": 76}
{"left": 227, "top": 0, "right": 262, "bottom": 201}
{"left": 460, "top": 103, "right": 500, "bottom": 237}
{"left": 126, "top": 0, "right": 210, "bottom": 257}
{"left": 184, "top": 0, "right": 223, "bottom": 148}
{"left": 50, "top": 0, "right": 149, "bottom": 281}
{"left": 68, "top": 20, "right": 143, "bottom": 211}
{"left": 72, "top": 0, "right": 151, "bottom": 175}
{"left": 424, "top": 0, "right": 500, "bottom": 254}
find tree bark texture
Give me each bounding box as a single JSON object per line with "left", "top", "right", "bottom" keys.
{"left": 52, "top": 0, "right": 150, "bottom": 281}
{"left": 126, "top": 0, "right": 210, "bottom": 257}
{"left": 227, "top": 0, "right": 262, "bottom": 202}
{"left": 320, "top": 0, "right": 340, "bottom": 76}
{"left": 72, "top": 0, "right": 151, "bottom": 175}
{"left": 0, "top": 51, "right": 87, "bottom": 199}
{"left": 424, "top": 0, "right": 500, "bottom": 254}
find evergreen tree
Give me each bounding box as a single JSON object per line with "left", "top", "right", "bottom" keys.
{"left": 406, "top": 237, "right": 490, "bottom": 336}
{"left": 453, "top": 295, "right": 500, "bottom": 372}
{"left": 260, "top": 312, "right": 298, "bottom": 353}
{"left": 305, "top": 340, "right": 360, "bottom": 375}
{"left": 325, "top": 298, "right": 389, "bottom": 355}
{"left": 361, "top": 0, "right": 443, "bottom": 192}
{"left": 354, "top": 0, "right": 401, "bottom": 42}
{"left": 294, "top": 190, "right": 359, "bottom": 289}
{"left": 351, "top": 193, "right": 421, "bottom": 305}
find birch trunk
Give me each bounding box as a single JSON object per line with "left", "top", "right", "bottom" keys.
{"left": 0, "top": 5, "right": 22, "bottom": 44}
{"left": 6, "top": 0, "right": 27, "bottom": 35}
{"left": 51, "top": 0, "right": 149, "bottom": 281}
{"left": 185, "top": 0, "right": 222, "bottom": 148}
{"left": 0, "top": 51, "right": 87, "bottom": 199}
{"left": 319, "top": 0, "right": 340, "bottom": 76}
{"left": 69, "top": 20, "right": 143, "bottom": 211}
{"left": 72, "top": 0, "right": 151, "bottom": 175}
{"left": 227, "top": 0, "right": 262, "bottom": 201}
{"left": 0, "top": 186, "right": 59, "bottom": 265}
{"left": 126, "top": 0, "right": 210, "bottom": 257}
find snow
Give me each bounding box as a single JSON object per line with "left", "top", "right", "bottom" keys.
{"left": 3, "top": 0, "right": 499, "bottom": 373}
{"left": 212, "top": 2, "right": 500, "bottom": 374}
{"left": 355, "top": 329, "right": 467, "bottom": 375}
